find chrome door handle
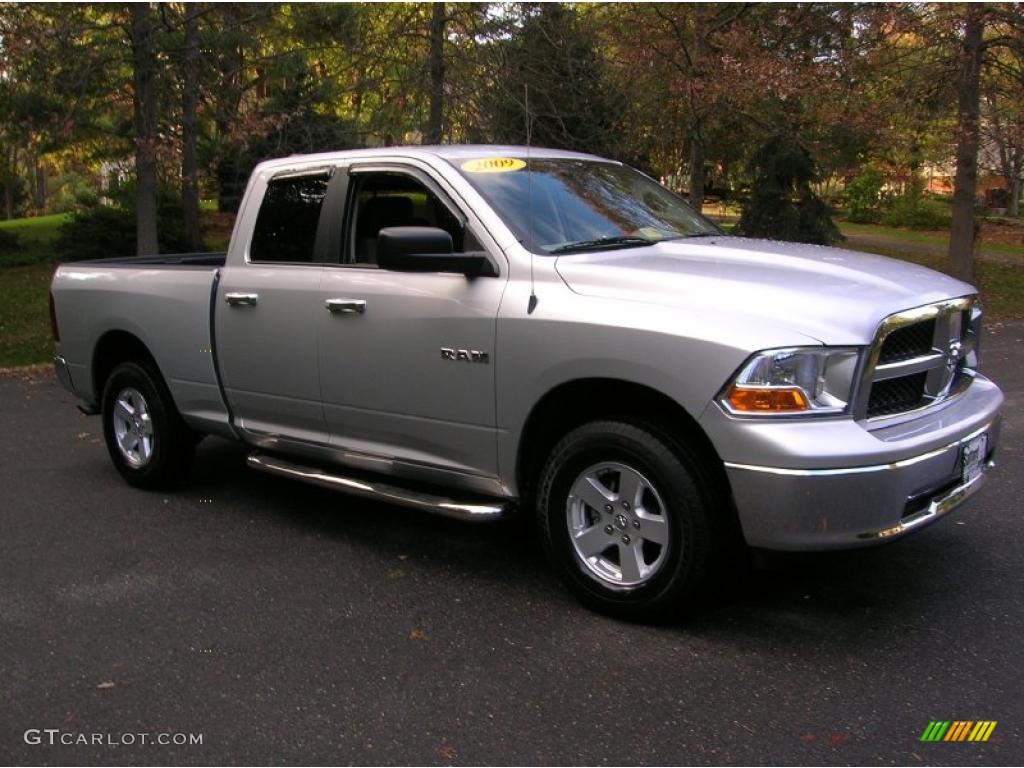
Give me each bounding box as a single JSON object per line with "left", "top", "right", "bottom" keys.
{"left": 325, "top": 298, "right": 366, "bottom": 315}
{"left": 225, "top": 292, "right": 259, "bottom": 307}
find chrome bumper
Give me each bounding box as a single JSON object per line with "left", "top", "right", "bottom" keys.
{"left": 725, "top": 420, "right": 1000, "bottom": 550}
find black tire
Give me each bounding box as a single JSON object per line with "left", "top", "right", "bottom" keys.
{"left": 536, "top": 419, "right": 716, "bottom": 622}
{"left": 101, "top": 361, "right": 195, "bottom": 489}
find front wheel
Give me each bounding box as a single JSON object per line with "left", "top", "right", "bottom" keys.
{"left": 101, "top": 361, "right": 195, "bottom": 489}
{"left": 536, "top": 419, "right": 715, "bottom": 621}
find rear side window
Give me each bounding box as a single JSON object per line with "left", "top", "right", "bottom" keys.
{"left": 249, "top": 174, "right": 329, "bottom": 263}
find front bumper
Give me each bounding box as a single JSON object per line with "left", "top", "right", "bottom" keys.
{"left": 703, "top": 373, "right": 1003, "bottom": 550}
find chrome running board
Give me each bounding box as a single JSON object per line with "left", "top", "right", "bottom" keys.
{"left": 246, "top": 453, "right": 511, "bottom": 522}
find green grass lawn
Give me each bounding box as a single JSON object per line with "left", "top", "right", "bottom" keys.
{"left": 839, "top": 221, "right": 1024, "bottom": 257}
{"left": 0, "top": 212, "right": 70, "bottom": 240}
{"left": 0, "top": 213, "right": 70, "bottom": 267}
{"left": 0, "top": 262, "right": 54, "bottom": 368}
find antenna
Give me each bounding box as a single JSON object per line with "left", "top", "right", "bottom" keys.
{"left": 526, "top": 84, "right": 538, "bottom": 315}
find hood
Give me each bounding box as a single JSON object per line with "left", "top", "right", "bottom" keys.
{"left": 554, "top": 236, "right": 975, "bottom": 345}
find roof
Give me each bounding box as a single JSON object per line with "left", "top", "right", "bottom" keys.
{"left": 253, "top": 144, "right": 609, "bottom": 174}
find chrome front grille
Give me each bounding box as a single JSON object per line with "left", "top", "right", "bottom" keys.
{"left": 877, "top": 319, "right": 936, "bottom": 364}
{"left": 867, "top": 371, "right": 928, "bottom": 417}
{"left": 858, "top": 298, "right": 980, "bottom": 421}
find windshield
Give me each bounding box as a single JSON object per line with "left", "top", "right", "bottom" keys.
{"left": 452, "top": 157, "right": 719, "bottom": 254}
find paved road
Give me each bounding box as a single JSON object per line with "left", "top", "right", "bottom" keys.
{"left": 1, "top": 324, "right": 1022, "bottom": 766}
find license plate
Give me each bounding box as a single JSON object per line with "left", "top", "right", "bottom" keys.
{"left": 961, "top": 433, "right": 988, "bottom": 484}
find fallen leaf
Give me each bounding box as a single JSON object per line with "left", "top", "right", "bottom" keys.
{"left": 409, "top": 628, "right": 427, "bottom": 641}
{"left": 799, "top": 733, "right": 817, "bottom": 743}
{"left": 437, "top": 745, "right": 456, "bottom": 759}
{"left": 828, "top": 731, "right": 850, "bottom": 747}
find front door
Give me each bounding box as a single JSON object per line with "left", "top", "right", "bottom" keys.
{"left": 317, "top": 164, "right": 506, "bottom": 482}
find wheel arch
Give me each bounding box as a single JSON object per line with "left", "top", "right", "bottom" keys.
{"left": 92, "top": 330, "right": 161, "bottom": 406}
{"left": 515, "top": 377, "right": 732, "bottom": 507}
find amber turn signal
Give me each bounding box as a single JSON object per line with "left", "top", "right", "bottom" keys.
{"left": 726, "top": 385, "right": 808, "bottom": 412}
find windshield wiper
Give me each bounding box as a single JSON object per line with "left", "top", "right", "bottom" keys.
{"left": 548, "top": 236, "right": 655, "bottom": 254}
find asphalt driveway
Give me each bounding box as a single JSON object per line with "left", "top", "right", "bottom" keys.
{"left": 1, "top": 323, "right": 1021, "bottom": 766}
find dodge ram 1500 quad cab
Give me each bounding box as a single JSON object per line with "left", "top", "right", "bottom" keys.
{"left": 50, "top": 146, "right": 1003, "bottom": 619}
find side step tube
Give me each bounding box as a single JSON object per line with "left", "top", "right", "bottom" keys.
{"left": 246, "top": 453, "right": 511, "bottom": 522}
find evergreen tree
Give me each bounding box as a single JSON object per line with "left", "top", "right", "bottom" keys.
{"left": 482, "top": 4, "right": 621, "bottom": 156}
{"left": 736, "top": 134, "right": 842, "bottom": 245}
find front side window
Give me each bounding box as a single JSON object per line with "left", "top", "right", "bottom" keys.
{"left": 452, "top": 157, "right": 719, "bottom": 254}
{"left": 249, "top": 174, "right": 329, "bottom": 263}
{"left": 346, "top": 172, "right": 479, "bottom": 265}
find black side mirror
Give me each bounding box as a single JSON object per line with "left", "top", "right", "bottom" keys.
{"left": 376, "top": 226, "right": 495, "bottom": 277}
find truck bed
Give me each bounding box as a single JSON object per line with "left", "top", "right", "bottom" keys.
{"left": 51, "top": 253, "right": 230, "bottom": 435}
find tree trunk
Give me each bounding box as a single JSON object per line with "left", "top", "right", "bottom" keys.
{"left": 947, "top": 6, "right": 985, "bottom": 282}
{"left": 35, "top": 160, "right": 46, "bottom": 213}
{"left": 1009, "top": 177, "right": 1021, "bottom": 218}
{"left": 181, "top": 3, "right": 202, "bottom": 251}
{"left": 26, "top": 144, "right": 47, "bottom": 214}
{"left": 425, "top": 3, "right": 445, "bottom": 145}
{"left": 687, "top": 4, "right": 707, "bottom": 212}
{"left": 26, "top": 149, "right": 40, "bottom": 212}
{"left": 689, "top": 136, "right": 705, "bottom": 211}
{"left": 4, "top": 145, "right": 14, "bottom": 220}
{"left": 130, "top": 3, "right": 160, "bottom": 256}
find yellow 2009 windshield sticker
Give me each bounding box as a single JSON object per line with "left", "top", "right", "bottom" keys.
{"left": 461, "top": 157, "right": 526, "bottom": 173}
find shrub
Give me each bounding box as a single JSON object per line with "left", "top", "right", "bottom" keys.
{"left": 844, "top": 167, "right": 885, "bottom": 223}
{"left": 55, "top": 197, "right": 192, "bottom": 262}
{"left": 881, "top": 194, "right": 952, "bottom": 230}
{"left": 54, "top": 206, "right": 137, "bottom": 261}
{"left": 0, "top": 228, "right": 26, "bottom": 267}
{"left": 0, "top": 228, "right": 20, "bottom": 255}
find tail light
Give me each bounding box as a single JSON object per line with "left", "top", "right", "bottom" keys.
{"left": 49, "top": 290, "right": 60, "bottom": 342}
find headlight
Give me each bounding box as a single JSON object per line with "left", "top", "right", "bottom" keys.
{"left": 719, "top": 347, "right": 861, "bottom": 416}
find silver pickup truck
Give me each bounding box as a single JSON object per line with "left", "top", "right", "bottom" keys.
{"left": 50, "top": 146, "right": 1003, "bottom": 619}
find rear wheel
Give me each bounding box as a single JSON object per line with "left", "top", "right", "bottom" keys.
{"left": 101, "top": 361, "right": 195, "bottom": 488}
{"left": 536, "top": 419, "right": 715, "bottom": 621}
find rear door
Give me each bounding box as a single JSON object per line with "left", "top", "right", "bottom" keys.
{"left": 215, "top": 168, "right": 334, "bottom": 445}
{"left": 317, "top": 161, "right": 507, "bottom": 483}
